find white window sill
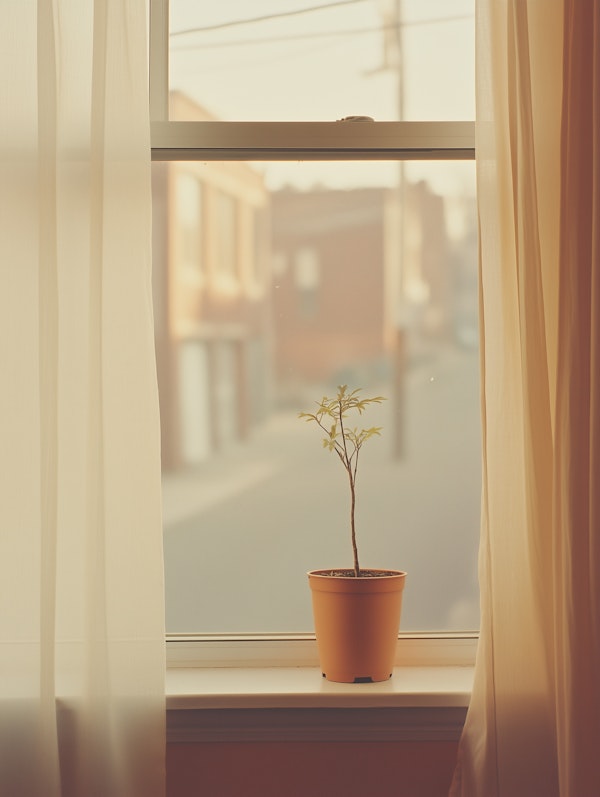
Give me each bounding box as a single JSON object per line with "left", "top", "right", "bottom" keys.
{"left": 166, "top": 664, "right": 472, "bottom": 710}
{"left": 165, "top": 665, "right": 473, "bottom": 743}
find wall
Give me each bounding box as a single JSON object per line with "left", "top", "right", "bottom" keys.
{"left": 167, "top": 740, "right": 458, "bottom": 797}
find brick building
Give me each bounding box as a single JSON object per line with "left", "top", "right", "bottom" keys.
{"left": 269, "top": 181, "right": 453, "bottom": 393}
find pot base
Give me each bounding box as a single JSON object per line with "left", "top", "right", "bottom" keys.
{"left": 322, "top": 671, "right": 393, "bottom": 684}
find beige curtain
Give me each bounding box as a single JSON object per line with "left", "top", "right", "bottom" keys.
{"left": 451, "top": 1, "right": 599, "bottom": 795}
{"left": 0, "top": 2, "right": 165, "bottom": 796}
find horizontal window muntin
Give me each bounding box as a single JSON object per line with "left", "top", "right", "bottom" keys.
{"left": 151, "top": 120, "right": 475, "bottom": 161}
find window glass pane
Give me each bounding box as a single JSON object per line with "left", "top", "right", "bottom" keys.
{"left": 153, "top": 157, "right": 480, "bottom": 634}
{"left": 169, "top": 0, "right": 474, "bottom": 122}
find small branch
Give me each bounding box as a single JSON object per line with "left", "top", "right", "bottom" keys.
{"left": 352, "top": 446, "right": 360, "bottom": 486}
{"left": 338, "top": 399, "right": 350, "bottom": 464}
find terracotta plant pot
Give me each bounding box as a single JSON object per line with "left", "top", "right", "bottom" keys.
{"left": 308, "top": 569, "right": 407, "bottom": 683}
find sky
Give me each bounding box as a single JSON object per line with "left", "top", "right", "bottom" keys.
{"left": 167, "top": 0, "right": 475, "bottom": 193}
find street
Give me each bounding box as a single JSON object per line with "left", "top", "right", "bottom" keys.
{"left": 162, "top": 343, "right": 481, "bottom": 635}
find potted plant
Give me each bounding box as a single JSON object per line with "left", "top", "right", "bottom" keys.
{"left": 299, "top": 385, "right": 407, "bottom": 683}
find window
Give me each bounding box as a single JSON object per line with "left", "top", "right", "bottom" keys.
{"left": 249, "top": 205, "right": 268, "bottom": 291}
{"left": 214, "top": 190, "right": 238, "bottom": 283}
{"left": 293, "top": 247, "right": 320, "bottom": 320}
{"left": 150, "top": 0, "right": 477, "bottom": 661}
{"left": 174, "top": 169, "right": 203, "bottom": 277}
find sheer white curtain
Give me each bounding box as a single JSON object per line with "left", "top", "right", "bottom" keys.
{"left": 0, "top": 2, "right": 165, "bottom": 796}
{"left": 451, "top": 1, "right": 599, "bottom": 795}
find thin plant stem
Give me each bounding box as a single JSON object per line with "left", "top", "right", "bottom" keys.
{"left": 347, "top": 463, "right": 359, "bottom": 577}
{"left": 338, "top": 401, "right": 360, "bottom": 576}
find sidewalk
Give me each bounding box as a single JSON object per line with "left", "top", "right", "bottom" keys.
{"left": 161, "top": 408, "right": 311, "bottom": 528}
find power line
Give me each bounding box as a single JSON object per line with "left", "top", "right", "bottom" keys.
{"left": 171, "top": 15, "right": 474, "bottom": 51}
{"left": 171, "top": 0, "right": 365, "bottom": 38}
{"left": 174, "top": 24, "right": 383, "bottom": 51}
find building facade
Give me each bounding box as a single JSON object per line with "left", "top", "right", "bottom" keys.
{"left": 153, "top": 93, "right": 272, "bottom": 470}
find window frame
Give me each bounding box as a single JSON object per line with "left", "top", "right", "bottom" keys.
{"left": 150, "top": 0, "right": 479, "bottom": 668}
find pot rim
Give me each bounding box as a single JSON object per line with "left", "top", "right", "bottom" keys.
{"left": 307, "top": 568, "right": 407, "bottom": 580}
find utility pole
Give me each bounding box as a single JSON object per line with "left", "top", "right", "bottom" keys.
{"left": 381, "top": 0, "right": 407, "bottom": 459}
{"left": 393, "top": 0, "right": 407, "bottom": 460}
{"left": 370, "top": 0, "right": 407, "bottom": 458}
